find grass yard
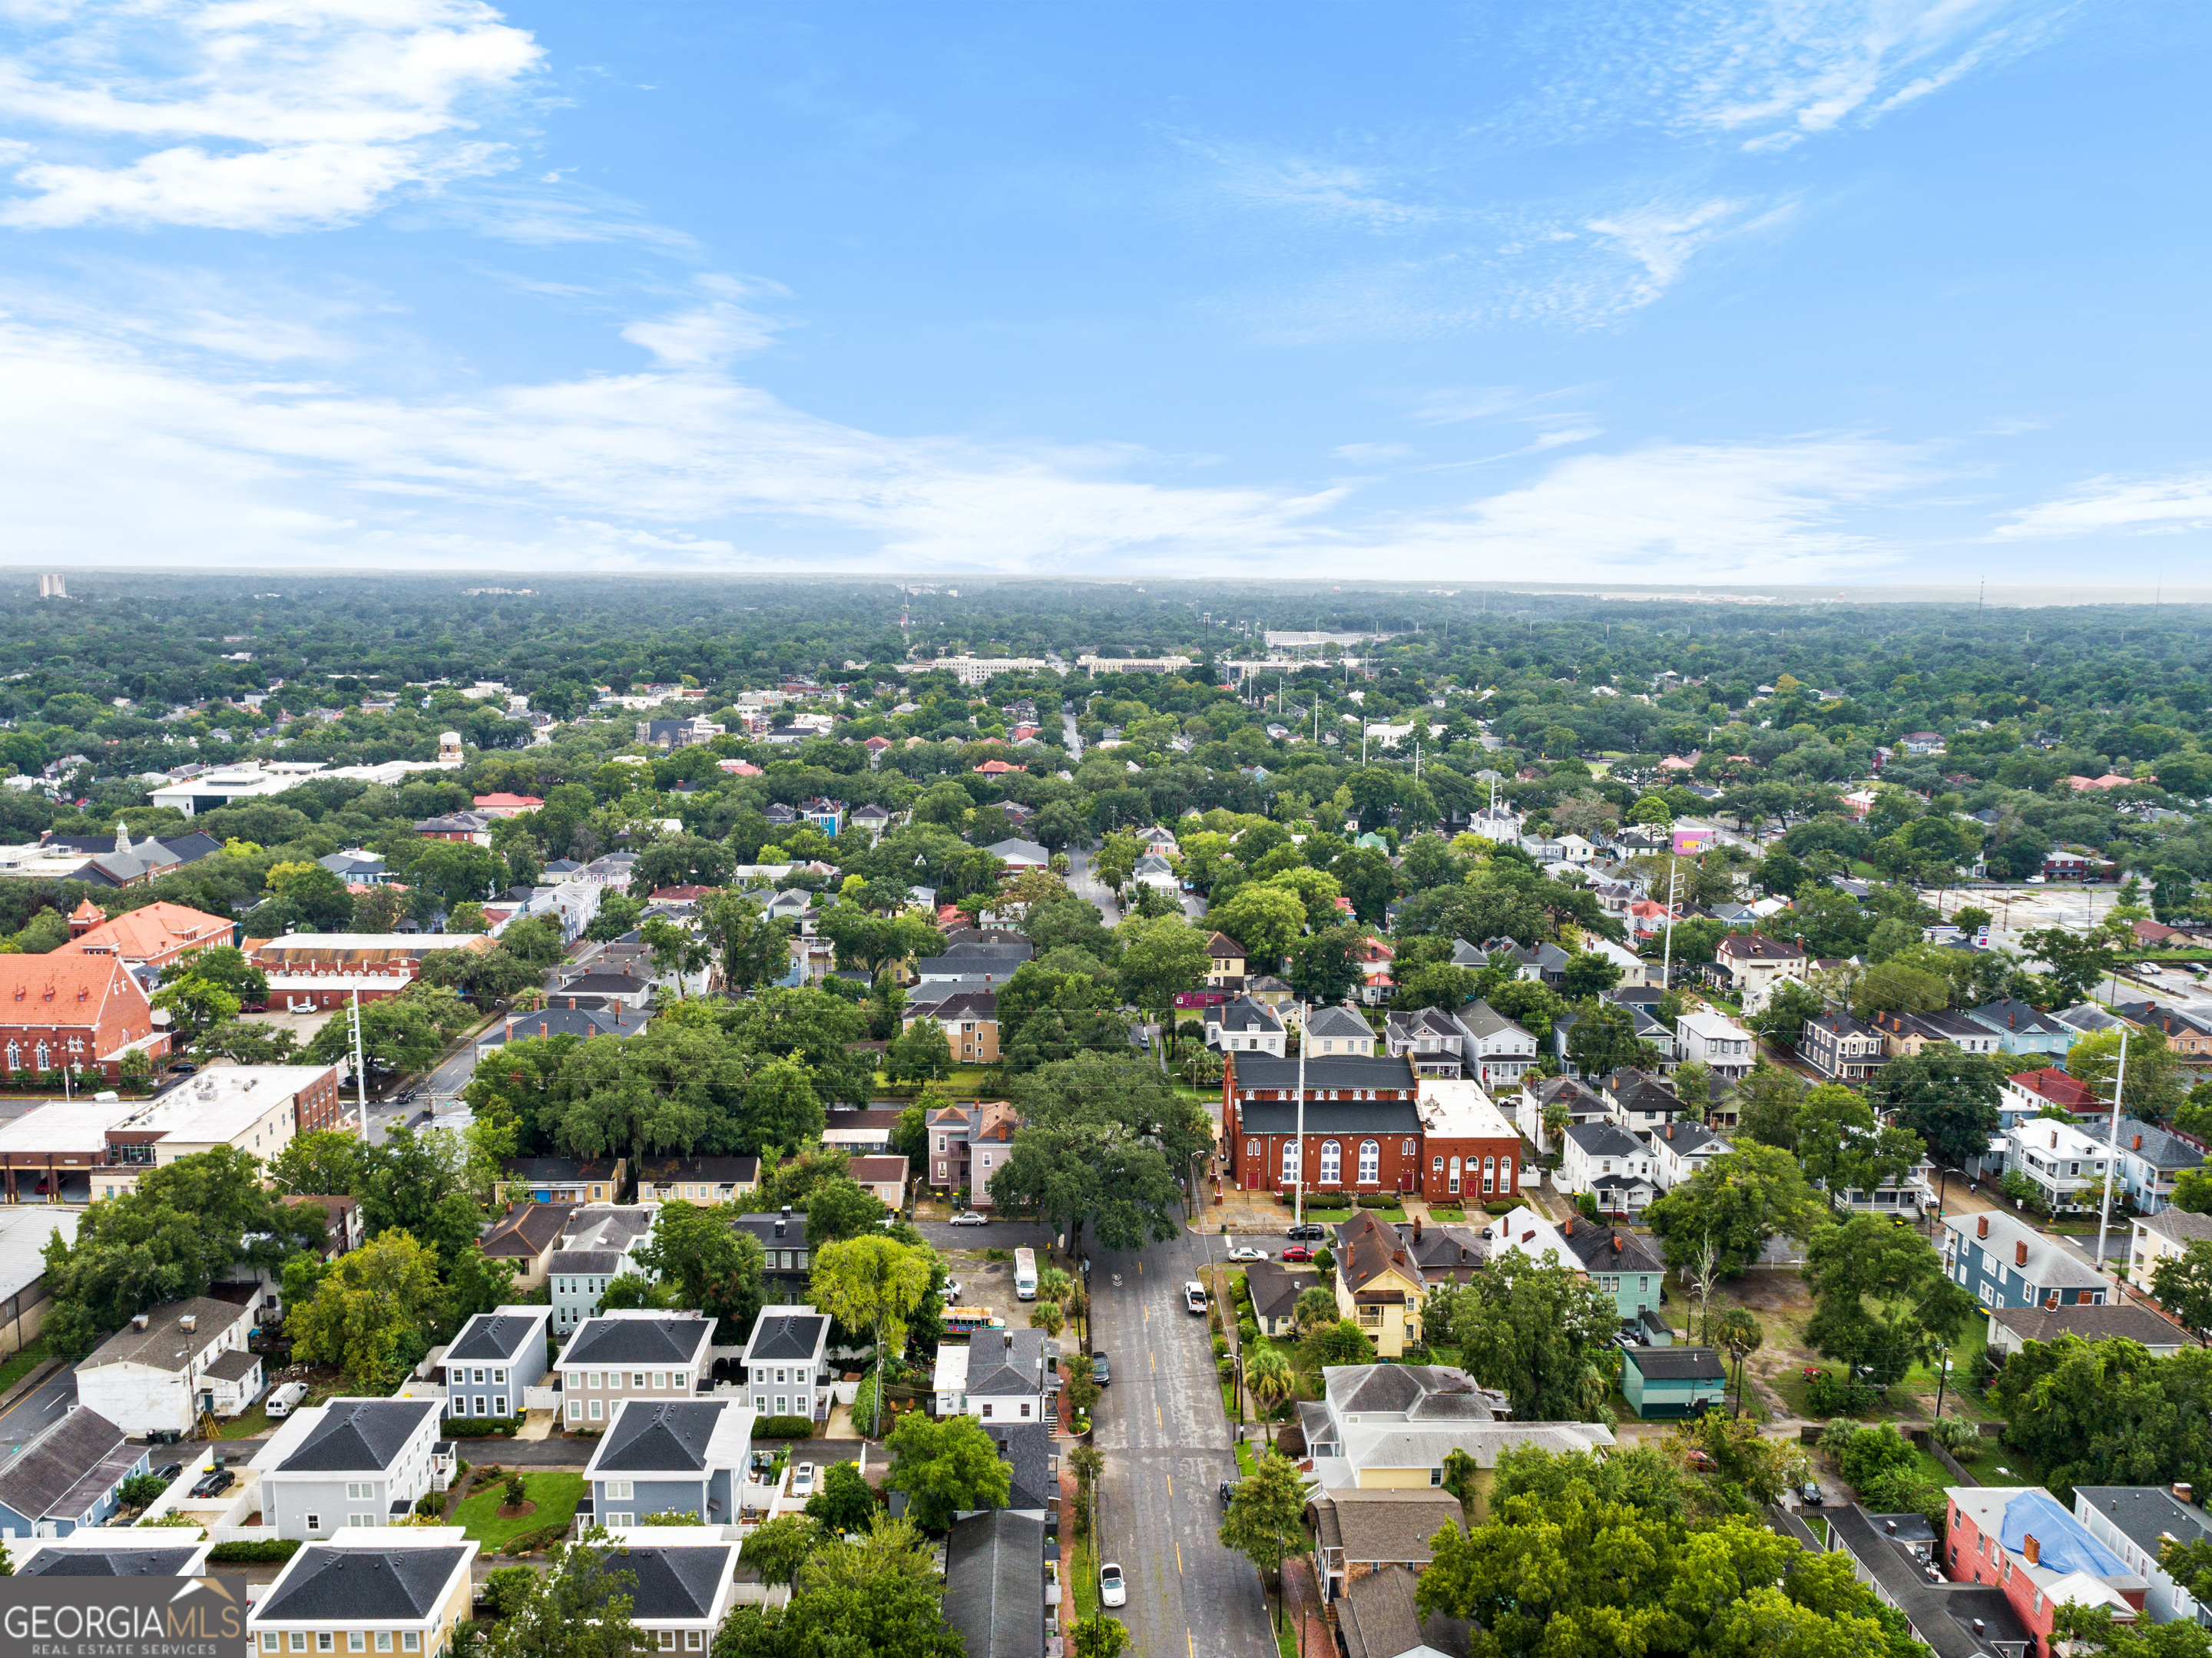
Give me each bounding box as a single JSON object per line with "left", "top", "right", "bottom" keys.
{"left": 218, "top": 1404, "right": 280, "bottom": 1441}
{"left": 1237, "top": 1440, "right": 1257, "bottom": 1478}
{"left": 0, "top": 1336, "right": 51, "bottom": 1396}
{"left": 1071, "top": 1537, "right": 1099, "bottom": 1622}
{"left": 454, "top": 1471, "right": 583, "bottom": 1549}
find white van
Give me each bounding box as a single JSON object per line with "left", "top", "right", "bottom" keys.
{"left": 265, "top": 1382, "right": 310, "bottom": 1419}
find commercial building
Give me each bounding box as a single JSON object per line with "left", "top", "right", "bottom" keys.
{"left": 75, "top": 1296, "right": 260, "bottom": 1435}
{"left": 0, "top": 955, "right": 167, "bottom": 1084}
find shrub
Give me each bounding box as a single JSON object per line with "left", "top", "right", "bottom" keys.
{"left": 442, "top": 1415, "right": 524, "bottom": 1438}
{"left": 482, "top": 1564, "right": 537, "bottom": 1620}
{"left": 208, "top": 1540, "right": 301, "bottom": 1564}
{"left": 413, "top": 1492, "right": 440, "bottom": 1517}
{"left": 504, "top": 1474, "right": 527, "bottom": 1507}
{"left": 499, "top": 1523, "right": 571, "bottom": 1556}
{"left": 1356, "top": 1194, "right": 1399, "bottom": 1210}
{"left": 1237, "top": 1321, "right": 1259, "bottom": 1349}
{"left": 1212, "top": 1335, "right": 1228, "bottom": 1359}
{"left": 1805, "top": 1372, "right": 1877, "bottom": 1418}
{"left": 756, "top": 1415, "right": 816, "bottom": 1439}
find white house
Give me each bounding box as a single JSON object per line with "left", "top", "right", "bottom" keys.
{"left": 1515, "top": 1075, "right": 1607, "bottom": 1156}
{"left": 1558, "top": 1122, "right": 1657, "bottom": 1216}
{"left": 2129, "top": 1208, "right": 2212, "bottom": 1297}
{"left": 549, "top": 1205, "right": 659, "bottom": 1332}
{"left": 1710, "top": 935, "right": 1807, "bottom": 1013}
{"left": 1650, "top": 1120, "right": 1731, "bottom": 1191}
{"left": 74, "top": 1296, "right": 258, "bottom": 1436}
{"left": 1458, "top": 1001, "right": 1539, "bottom": 1090}
{"left": 1673, "top": 1010, "right": 1754, "bottom": 1081}
{"left": 1131, "top": 853, "right": 1180, "bottom": 892}
{"left": 250, "top": 1398, "right": 444, "bottom": 1541}
{"left": 935, "top": 1326, "right": 1054, "bottom": 1426}
{"left": 1207, "top": 995, "right": 1287, "bottom": 1057}
{"left": 1303, "top": 1004, "right": 1376, "bottom": 1057}
{"left": 2005, "top": 1117, "right": 2118, "bottom": 1216}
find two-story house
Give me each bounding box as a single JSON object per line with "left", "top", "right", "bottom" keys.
{"left": 731, "top": 1209, "right": 817, "bottom": 1303}
{"left": 1207, "top": 995, "right": 1286, "bottom": 1057}
{"left": 1303, "top": 1004, "right": 1378, "bottom": 1057}
{"left": 1651, "top": 1120, "right": 1731, "bottom": 1191}
{"left": 739, "top": 1305, "right": 831, "bottom": 1422}
{"left": 1487, "top": 1206, "right": 1667, "bottom": 1325}
{"left": 1332, "top": 1210, "right": 1430, "bottom": 1359}
{"left": 549, "top": 1205, "right": 659, "bottom": 1332}
{"left": 557, "top": 1312, "right": 716, "bottom": 1431}
{"left": 1204, "top": 932, "right": 1247, "bottom": 991}
{"left": 441, "top": 1306, "right": 552, "bottom": 1422}
{"left": 2073, "top": 1487, "right": 2212, "bottom": 1628}
{"left": 495, "top": 1157, "right": 626, "bottom": 1206}
{"left": 1601, "top": 1068, "right": 1688, "bottom": 1143}
{"left": 2005, "top": 1118, "right": 2118, "bottom": 1216}
{"left": 1514, "top": 1074, "right": 1607, "bottom": 1156}
{"left": 252, "top": 1398, "right": 444, "bottom": 1540}
{"left": 0, "top": 1407, "right": 148, "bottom": 1537}
{"left": 2115, "top": 1003, "right": 2212, "bottom": 1071}
{"left": 570, "top": 1533, "right": 742, "bottom": 1653}
{"left": 1296, "top": 1362, "right": 1611, "bottom": 1517}
{"left": 74, "top": 1295, "right": 259, "bottom": 1436}
{"left": 247, "top": 1531, "right": 478, "bottom": 1658}
{"left": 583, "top": 1399, "right": 755, "bottom": 1529}
{"left": 923, "top": 1100, "right": 1020, "bottom": 1206}
{"left": 1800, "top": 1009, "right": 1885, "bottom": 1081}
{"left": 1945, "top": 1485, "right": 2143, "bottom": 1658}
{"left": 2002, "top": 1067, "right": 2104, "bottom": 1130}
{"left": 934, "top": 1325, "right": 1055, "bottom": 1425}
{"left": 1943, "top": 1210, "right": 2111, "bottom": 1310}
{"left": 1558, "top": 1121, "right": 1657, "bottom": 1216}
{"left": 480, "top": 1203, "right": 574, "bottom": 1292}
{"left": 1710, "top": 935, "right": 1807, "bottom": 1013}
{"left": 1672, "top": 1010, "right": 1754, "bottom": 1080}
{"left": 1456, "top": 1000, "right": 1539, "bottom": 1090}
{"left": 634, "top": 1156, "right": 761, "bottom": 1204}
{"left": 1384, "top": 1008, "right": 1469, "bottom": 1078}
{"left": 1867, "top": 1007, "right": 2005, "bottom": 1060}
{"left": 903, "top": 990, "right": 1001, "bottom": 1065}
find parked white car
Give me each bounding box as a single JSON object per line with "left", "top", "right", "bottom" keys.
{"left": 1184, "top": 1282, "right": 1208, "bottom": 1315}
{"left": 1100, "top": 1562, "right": 1127, "bottom": 1608}
{"left": 1227, "top": 1246, "right": 1270, "bottom": 1263}
{"left": 791, "top": 1463, "right": 816, "bottom": 1498}
{"left": 949, "top": 1211, "right": 989, "bottom": 1227}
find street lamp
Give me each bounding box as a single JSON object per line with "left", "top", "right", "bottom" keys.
{"left": 1933, "top": 1346, "right": 1953, "bottom": 1419}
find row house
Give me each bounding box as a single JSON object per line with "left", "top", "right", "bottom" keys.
{"left": 1866, "top": 1006, "right": 2005, "bottom": 1060}
{"left": 1942, "top": 1210, "right": 2110, "bottom": 1309}
{"left": 1458, "top": 999, "right": 1540, "bottom": 1089}
{"left": 1514, "top": 1074, "right": 1609, "bottom": 1156}
{"left": 1557, "top": 1122, "right": 1657, "bottom": 1218}
{"left": 558, "top": 1312, "right": 715, "bottom": 1429}
{"left": 441, "top": 1306, "right": 552, "bottom": 1421}
{"left": 925, "top": 1098, "right": 1020, "bottom": 1206}
{"left": 739, "top": 1304, "right": 832, "bottom": 1422}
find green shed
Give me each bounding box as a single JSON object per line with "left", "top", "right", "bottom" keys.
{"left": 1619, "top": 1345, "right": 1727, "bottom": 1418}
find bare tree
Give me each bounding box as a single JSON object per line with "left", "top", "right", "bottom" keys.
{"left": 1687, "top": 1233, "right": 1724, "bottom": 1345}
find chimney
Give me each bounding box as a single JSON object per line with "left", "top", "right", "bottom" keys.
{"left": 568, "top": 998, "right": 576, "bottom": 1010}
{"left": 2024, "top": 1534, "right": 2040, "bottom": 1567}
{"left": 178, "top": 1314, "right": 197, "bottom": 1333}
{"left": 1978, "top": 1214, "right": 1988, "bottom": 1239}
{"left": 1974, "top": 1622, "right": 1986, "bottom": 1636}
{"left": 1564, "top": 1216, "right": 1575, "bottom": 1236}
{"left": 1412, "top": 1215, "right": 1422, "bottom": 1243}
{"left": 1667, "top": 1123, "right": 1675, "bottom": 1140}
{"left": 2135, "top": 1134, "right": 2144, "bottom": 1151}
{"left": 1612, "top": 1236, "right": 1622, "bottom": 1254}
{"left": 539, "top": 1022, "right": 548, "bottom": 1037}
{"left": 2015, "top": 1239, "right": 2028, "bottom": 1268}
{"left": 2177, "top": 1484, "right": 2194, "bottom": 1504}
{"left": 1886, "top": 1520, "right": 1897, "bottom": 1534}
{"left": 1394, "top": 1247, "right": 1405, "bottom": 1265}
{"left": 132, "top": 1312, "right": 150, "bottom": 1332}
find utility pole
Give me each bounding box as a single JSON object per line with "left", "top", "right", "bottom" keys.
{"left": 1293, "top": 999, "right": 1307, "bottom": 1228}
{"left": 350, "top": 987, "right": 369, "bottom": 1137}
{"left": 1660, "top": 857, "right": 1681, "bottom": 989}
{"left": 2094, "top": 1029, "right": 2130, "bottom": 1286}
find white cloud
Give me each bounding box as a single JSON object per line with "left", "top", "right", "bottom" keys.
{"left": 620, "top": 277, "right": 787, "bottom": 367}
{"left": 0, "top": 0, "right": 541, "bottom": 230}
{"left": 1584, "top": 198, "right": 1779, "bottom": 309}
{"left": 1378, "top": 436, "right": 1932, "bottom": 578}
{"left": 1330, "top": 442, "right": 1419, "bottom": 462}
{"left": 1995, "top": 472, "right": 2212, "bottom": 540}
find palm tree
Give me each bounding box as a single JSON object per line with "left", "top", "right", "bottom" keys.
{"left": 1245, "top": 1346, "right": 1293, "bottom": 1445}
{"left": 1029, "top": 1300, "right": 1065, "bottom": 1339}
{"left": 1710, "top": 1306, "right": 1763, "bottom": 1418}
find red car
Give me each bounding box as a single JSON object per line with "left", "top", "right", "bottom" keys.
{"left": 1280, "top": 1245, "right": 1315, "bottom": 1263}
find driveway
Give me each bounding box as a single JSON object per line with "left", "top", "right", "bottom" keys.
{"left": 1085, "top": 1226, "right": 1278, "bottom": 1658}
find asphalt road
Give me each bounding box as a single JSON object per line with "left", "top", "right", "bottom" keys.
{"left": 1086, "top": 1225, "right": 1277, "bottom": 1658}
{"left": 0, "top": 1367, "right": 76, "bottom": 1458}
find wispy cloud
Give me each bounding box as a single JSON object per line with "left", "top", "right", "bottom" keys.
{"left": 1995, "top": 472, "right": 2212, "bottom": 540}
{"left": 1177, "top": 137, "right": 1442, "bottom": 230}
{"left": 0, "top": 0, "right": 541, "bottom": 230}
{"left": 1330, "top": 442, "right": 1419, "bottom": 463}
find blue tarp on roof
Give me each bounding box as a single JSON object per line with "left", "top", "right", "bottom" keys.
{"left": 1995, "top": 1489, "right": 2130, "bottom": 1577}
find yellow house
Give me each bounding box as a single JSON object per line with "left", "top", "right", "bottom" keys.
{"left": 249, "top": 1531, "right": 478, "bottom": 1656}
{"left": 1334, "top": 1210, "right": 1425, "bottom": 1356}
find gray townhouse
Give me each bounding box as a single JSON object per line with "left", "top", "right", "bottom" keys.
{"left": 1800, "top": 1009, "right": 1885, "bottom": 1082}
{"left": 441, "top": 1306, "right": 552, "bottom": 1422}
{"left": 550, "top": 1205, "right": 659, "bottom": 1332}
{"left": 730, "top": 1208, "right": 818, "bottom": 1302}
{"left": 583, "top": 1399, "right": 756, "bottom": 1530}
{"left": 250, "top": 1398, "right": 444, "bottom": 1541}
{"left": 739, "top": 1305, "right": 832, "bottom": 1422}
{"left": 558, "top": 1312, "right": 717, "bottom": 1431}
{"left": 1383, "top": 1008, "right": 1469, "bottom": 1078}
{"left": 1941, "top": 1209, "right": 2108, "bottom": 1311}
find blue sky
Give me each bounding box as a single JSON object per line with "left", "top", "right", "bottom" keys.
{"left": 0, "top": 0, "right": 2207, "bottom": 587}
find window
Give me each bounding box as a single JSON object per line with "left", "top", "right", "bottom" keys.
{"left": 653, "top": 1372, "right": 668, "bottom": 1390}
{"left": 588, "top": 1372, "right": 603, "bottom": 1388}
{"left": 1432, "top": 1157, "right": 1443, "bottom": 1174}
{"left": 350, "top": 1635, "right": 366, "bottom": 1652}
{"left": 607, "top": 1481, "right": 634, "bottom": 1501}
{"left": 777, "top": 1396, "right": 788, "bottom": 1415}
{"left": 349, "top": 1514, "right": 374, "bottom": 1529}
{"left": 660, "top": 1635, "right": 677, "bottom": 1652}
{"left": 568, "top": 1399, "right": 582, "bottom": 1420}
{"left": 1402, "top": 1139, "right": 1416, "bottom": 1157}
{"left": 1281, "top": 1142, "right": 1300, "bottom": 1183}
{"left": 306, "top": 1514, "right": 320, "bottom": 1534}
{"left": 1318, "top": 1141, "right": 1341, "bottom": 1183}
{"left": 981, "top": 1402, "right": 993, "bottom": 1418}
{"left": 633, "top": 1372, "right": 648, "bottom": 1388}
{"left": 687, "top": 1636, "right": 704, "bottom": 1653}
{"left": 1021, "top": 1402, "right": 1031, "bottom": 1418}
{"left": 346, "top": 1482, "right": 373, "bottom": 1500}
{"left": 290, "top": 1638, "right": 308, "bottom": 1653}
{"left": 263, "top": 1636, "right": 281, "bottom": 1653}
{"left": 606, "top": 1513, "right": 634, "bottom": 1529}
{"left": 402, "top": 1636, "right": 420, "bottom": 1652}
{"left": 1501, "top": 1158, "right": 1514, "bottom": 1191}
{"left": 319, "top": 1637, "right": 335, "bottom": 1654}
{"left": 588, "top": 1398, "right": 603, "bottom": 1421}
{"left": 1358, "top": 1140, "right": 1379, "bottom": 1184}
{"left": 1430, "top": 1468, "right": 1444, "bottom": 1487}
{"left": 376, "top": 1637, "right": 392, "bottom": 1653}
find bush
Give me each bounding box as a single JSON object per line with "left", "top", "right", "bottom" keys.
{"left": 504, "top": 1474, "right": 527, "bottom": 1507}
{"left": 413, "top": 1492, "right": 440, "bottom": 1517}
{"left": 1237, "top": 1321, "right": 1259, "bottom": 1349}
{"left": 1356, "top": 1194, "right": 1399, "bottom": 1210}
{"left": 482, "top": 1564, "right": 537, "bottom": 1620}
{"left": 442, "top": 1415, "right": 524, "bottom": 1438}
{"left": 208, "top": 1540, "right": 302, "bottom": 1563}
{"left": 756, "top": 1415, "right": 816, "bottom": 1439}
{"left": 1312, "top": 1248, "right": 1335, "bottom": 1276}
{"left": 1805, "top": 1372, "right": 1878, "bottom": 1418}
{"left": 498, "top": 1523, "right": 572, "bottom": 1556}
{"left": 1211, "top": 1335, "right": 1228, "bottom": 1359}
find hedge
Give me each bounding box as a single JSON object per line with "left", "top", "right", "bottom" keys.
{"left": 498, "top": 1523, "right": 572, "bottom": 1557}
{"left": 209, "top": 1540, "right": 302, "bottom": 1564}
{"left": 755, "top": 1415, "right": 816, "bottom": 1440}
{"left": 1355, "top": 1194, "right": 1399, "bottom": 1209}
{"left": 441, "top": 1415, "right": 525, "bottom": 1438}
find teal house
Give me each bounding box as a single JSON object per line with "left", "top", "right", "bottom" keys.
{"left": 1619, "top": 1345, "right": 1727, "bottom": 1418}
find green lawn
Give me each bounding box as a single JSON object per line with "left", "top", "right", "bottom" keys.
{"left": 218, "top": 1404, "right": 279, "bottom": 1440}
{"left": 0, "top": 1336, "right": 51, "bottom": 1397}
{"left": 1236, "top": 1440, "right": 1257, "bottom": 1478}
{"left": 454, "top": 1471, "right": 583, "bottom": 1548}
{"left": 1071, "top": 1537, "right": 1099, "bottom": 1622}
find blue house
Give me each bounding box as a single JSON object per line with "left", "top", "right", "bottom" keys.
{"left": 1941, "top": 1209, "right": 2108, "bottom": 1310}
{"left": 1618, "top": 1346, "right": 1727, "bottom": 1418}
{"left": 1962, "top": 1000, "right": 2077, "bottom": 1057}
{"left": 0, "top": 1408, "right": 149, "bottom": 1537}
{"left": 582, "top": 1400, "right": 755, "bottom": 1530}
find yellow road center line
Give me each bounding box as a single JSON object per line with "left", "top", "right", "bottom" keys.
{"left": 1177, "top": 1541, "right": 1184, "bottom": 1574}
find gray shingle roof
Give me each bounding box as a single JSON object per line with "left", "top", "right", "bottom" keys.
{"left": 1455, "top": 1000, "right": 1532, "bottom": 1041}
{"left": 259, "top": 1547, "right": 469, "bottom": 1623}
{"left": 967, "top": 1327, "right": 1051, "bottom": 1397}
{"left": 561, "top": 1316, "right": 713, "bottom": 1368}
{"left": 1243, "top": 1260, "right": 1320, "bottom": 1322}
{"left": 1237, "top": 1097, "right": 1423, "bottom": 1136}
{"left": 2073, "top": 1487, "right": 2212, "bottom": 1557}
{"left": 1988, "top": 1301, "right": 2190, "bottom": 1346}
{"left": 587, "top": 1544, "right": 733, "bottom": 1620}
{"left": 449, "top": 1312, "right": 545, "bottom": 1362}
{"left": 1305, "top": 1005, "right": 1376, "bottom": 1041}
{"left": 1564, "top": 1121, "right": 1643, "bottom": 1159}
{"left": 21, "top": 1547, "right": 200, "bottom": 1577}
{"left": 79, "top": 1297, "right": 241, "bottom": 1374}
{"left": 205, "top": 1348, "right": 260, "bottom": 1382}
{"left": 1232, "top": 1052, "right": 1418, "bottom": 1095}
{"left": 0, "top": 1409, "right": 132, "bottom": 1525}
{"left": 1622, "top": 1345, "right": 1726, "bottom": 1382}
{"left": 943, "top": 1509, "right": 1045, "bottom": 1658}
{"left": 744, "top": 1312, "right": 826, "bottom": 1365}
{"left": 594, "top": 1402, "right": 726, "bottom": 1473}
{"left": 279, "top": 1401, "right": 439, "bottom": 1474}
